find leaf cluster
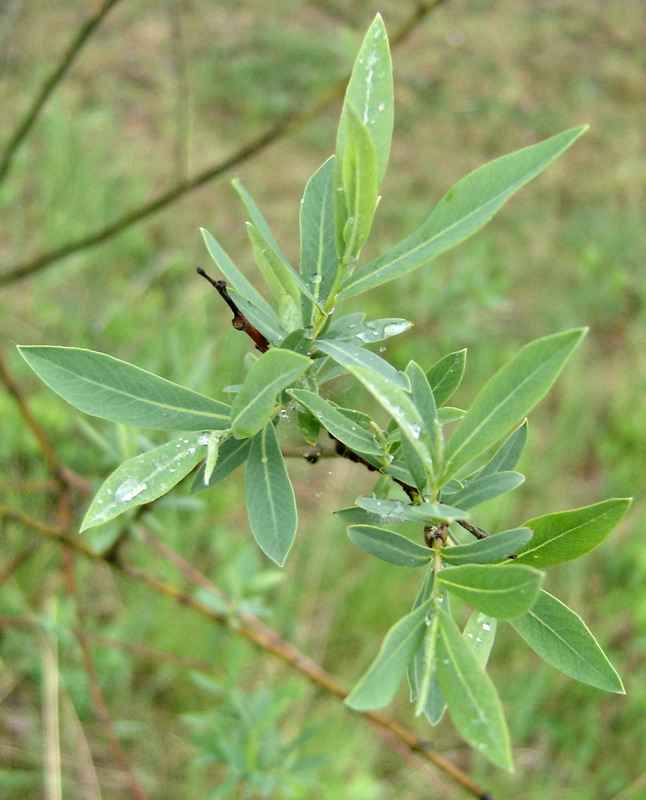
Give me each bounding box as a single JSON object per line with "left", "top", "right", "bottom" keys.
{"left": 18, "top": 14, "right": 630, "bottom": 770}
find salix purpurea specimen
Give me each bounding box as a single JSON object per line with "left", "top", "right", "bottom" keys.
{"left": 19, "top": 15, "right": 629, "bottom": 772}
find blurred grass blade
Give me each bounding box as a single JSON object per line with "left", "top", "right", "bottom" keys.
{"left": 230, "top": 349, "right": 311, "bottom": 438}
{"left": 437, "top": 563, "right": 543, "bottom": 618}
{"left": 289, "top": 388, "right": 382, "bottom": 456}
{"left": 18, "top": 346, "right": 231, "bottom": 431}
{"left": 442, "top": 328, "right": 586, "bottom": 482}
{"left": 345, "top": 599, "right": 432, "bottom": 711}
{"left": 440, "top": 528, "right": 533, "bottom": 566}
{"left": 436, "top": 610, "right": 513, "bottom": 770}
{"left": 245, "top": 423, "right": 297, "bottom": 566}
{"left": 347, "top": 525, "right": 433, "bottom": 567}
{"left": 511, "top": 590, "right": 624, "bottom": 693}
{"left": 514, "top": 498, "right": 632, "bottom": 567}
{"left": 341, "top": 126, "right": 587, "bottom": 299}
{"left": 82, "top": 433, "right": 207, "bottom": 530}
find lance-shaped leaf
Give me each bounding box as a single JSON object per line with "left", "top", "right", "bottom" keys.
{"left": 510, "top": 590, "right": 624, "bottom": 693}
{"left": 514, "top": 498, "right": 631, "bottom": 567}
{"left": 338, "top": 13, "right": 393, "bottom": 186}
{"left": 335, "top": 106, "right": 379, "bottom": 262}
{"left": 426, "top": 349, "right": 467, "bottom": 407}
{"left": 230, "top": 349, "right": 311, "bottom": 438}
{"left": 418, "top": 610, "right": 498, "bottom": 724}
{"left": 288, "top": 389, "right": 381, "bottom": 456}
{"left": 441, "top": 328, "right": 586, "bottom": 482}
{"left": 342, "top": 364, "right": 438, "bottom": 483}
{"left": 345, "top": 599, "right": 432, "bottom": 711}
{"left": 246, "top": 222, "right": 301, "bottom": 305}
{"left": 436, "top": 610, "right": 513, "bottom": 770}
{"left": 314, "top": 338, "right": 408, "bottom": 389}
{"left": 347, "top": 525, "right": 433, "bottom": 567}
{"left": 232, "top": 178, "right": 291, "bottom": 267}
{"left": 299, "top": 157, "right": 337, "bottom": 324}
{"left": 476, "top": 421, "right": 528, "bottom": 478}
{"left": 355, "top": 497, "right": 468, "bottom": 525}
{"left": 244, "top": 423, "right": 297, "bottom": 566}
{"left": 340, "top": 126, "right": 587, "bottom": 299}
{"left": 18, "top": 346, "right": 231, "bottom": 431}
{"left": 437, "top": 563, "right": 543, "bottom": 618}
{"left": 440, "top": 528, "right": 533, "bottom": 566}
{"left": 81, "top": 432, "right": 207, "bottom": 530}
{"left": 191, "top": 437, "right": 251, "bottom": 493}
{"left": 406, "top": 361, "right": 441, "bottom": 452}
{"left": 445, "top": 471, "right": 525, "bottom": 510}
{"left": 201, "top": 227, "right": 277, "bottom": 323}
{"left": 332, "top": 317, "right": 413, "bottom": 346}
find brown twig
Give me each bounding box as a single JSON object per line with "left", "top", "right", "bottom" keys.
{"left": 197, "top": 269, "right": 270, "bottom": 353}
{"left": 0, "top": 0, "right": 448, "bottom": 286}
{"left": 0, "top": 0, "right": 124, "bottom": 185}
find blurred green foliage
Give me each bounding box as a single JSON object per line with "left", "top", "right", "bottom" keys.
{"left": 1, "top": 1, "right": 644, "bottom": 798}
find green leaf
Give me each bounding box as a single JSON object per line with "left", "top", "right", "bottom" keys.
{"left": 445, "top": 471, "right": 525, "bottom": 510}
{"left": 335, "top": 106, "right": 379, "bottom": 262}
{"left": 231, "top": 178, "right": 291, "bottom": 267}
{"left": 437, "top": 563, "right": 543, "bottom": 618}
{"left": 514, "top": 498, "right": 631, "bottom": 567}
{"left": 201, "top": 227, "right": 277, "bottom": 322}
{"left": 81, "top": 432, "right": 207, "bottom": 530}
{"left": 436, "top": 610, "right": 512, "bottom": 769}
{"left": 339, "top": 13, "right": 393, "bottom": 186}
{"left": 442, "top": 328, "right": 586, "bottom": 481}
{"left": 510, "top": 590, "right": 624, "bottom": 693}
{"left": 426, "top": 349, "right": 467, "bottom": 407}
{"left": 244, "top": 423, "right": 297, "bottom": 566}
{"left": 314, "top": 338, "right": 408, "bottom": 389}
{"left": 331, "top": 317, "right": 413, "bottom": 346}
{"left": 347, "top": 525, "right": 433, "bottom": 567}
{"left": 340, "top": 126, "right": 587, "bottom": 299}
{"left": 18, "top": 346, "right": 231, "bottom": 431}
{"left": 345, "top": 599, "right": 431, "bottom": 711}
{"left": 288, "top": 389, "right": 381, "bottom": 456}
{"left": 230, "top": 349, "right": 311, "bottom": 438}
{"left": 343, "top": 365, "right": 438, "bottom": 483}
{"left": 476, "top": 421, "right": 528, "bottom": 478}
{"left": 355, "top": 497, "right": 468, "bottom": 524}
{"left": 299, "top": 157, "right": 338, "bottom": 324}
{"left": 191, "top": 437, "right": 251, "bottom": 493}
{"left": 246, "top": 222, "right": 302, "bottom": 305}
{"left": 440, "top": 528, "right": 533, "bottom": 566}
{"left": 405, "top": 360, "right": 442, "bottom": 472}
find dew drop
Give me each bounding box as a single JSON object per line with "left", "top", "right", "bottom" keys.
{"left": 115, "top": 479, "right": 147, "bottom": 503}
{"left": 482, "top": 622, "right": 492, "bottom": 632}
{"left": 378, "top": 102, "right": 385, "bottom": 111}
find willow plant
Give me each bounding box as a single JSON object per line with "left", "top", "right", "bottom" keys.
{"left": 19, "top": 15, "right": 629, "bottom": 770}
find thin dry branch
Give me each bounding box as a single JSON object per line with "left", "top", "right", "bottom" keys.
{"left": 0, "top": 0, "right": 124, "bottom": 184}
{"left": 0, "top": 0, "right": 449, "bottom": 286}
{"left": 0, "top": 502, "right": 493, "bottom": 800}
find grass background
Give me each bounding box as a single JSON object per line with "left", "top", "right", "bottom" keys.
{"left": 1, "top": 1, "right": 645, "bottom": 797}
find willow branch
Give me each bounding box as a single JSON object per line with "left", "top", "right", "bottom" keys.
{"left": 0, "top": 0, "right": 124, "bottom": 185}
{"left": 0, "top": 0, "right": 448, "bottom": 286}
